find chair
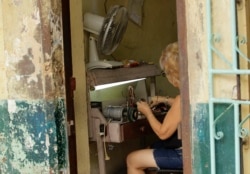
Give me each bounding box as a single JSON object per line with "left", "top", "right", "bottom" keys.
{"left": 145, "top": 167, "right": 183, "bottom": 174}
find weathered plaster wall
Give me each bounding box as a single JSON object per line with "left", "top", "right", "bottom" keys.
{"left": 3, "top": 0, "right": 65, "bottom": 100}
{"left": 185, "top": 1, "right": 208, "bottom": 105}
{"left": 186, "top": 0, "right": 250, "bottom": 173}
{"left": 0, "top": 0, "right": 7, "bottom": 100}
{"left": 0, "top": 99, "right": 67, "bottom": 173}
{"left": 0, "top": 0, "right": 68, "bottom": 173}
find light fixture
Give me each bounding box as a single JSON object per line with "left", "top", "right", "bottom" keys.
{"left": 94, "top": 78, "right": 146, "bottom": 90}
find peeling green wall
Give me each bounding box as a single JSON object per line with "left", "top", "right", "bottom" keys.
{"left": 193, "top": 103, "right": 236, "bottom": 174}
{"left": 192, "top": 104, "right": 210, "bottom": 174}
{"left": 0, "top": 99, "right": 67, "bottom": 173}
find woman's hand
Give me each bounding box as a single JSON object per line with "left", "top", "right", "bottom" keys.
{"left": 149, "top": 96, "right": 160, "bottom": 108}
{"left": 149, "top": 96, "right": 175, "bottom": 107}
{"left": 136, "top": 100, "right": 152, "bottom": 117}
{"left": 149, "top": 96, "right": 168, "bottom": 107}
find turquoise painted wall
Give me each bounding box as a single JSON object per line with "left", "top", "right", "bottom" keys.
{"left": 193, "top": 104, "right": 210, "bottom": 174}
{"left": 0, "top": 99, "right": 67, "bottom": 173}
{"left": 193, "top": 103, "right": 236, "bottom": 174}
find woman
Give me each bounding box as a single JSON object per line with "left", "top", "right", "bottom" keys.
{"left": 126, "top": 42, "right": 182, "bottom": 174}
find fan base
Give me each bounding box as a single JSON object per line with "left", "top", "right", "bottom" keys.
{"left": 87, "top": 60, "right": 123, "bottom": 70}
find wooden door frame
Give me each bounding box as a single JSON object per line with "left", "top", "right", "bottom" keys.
{"left": 61, "top": 0, "right": 78, "bottom": 173}
{"left": 242, "top": 0, "right": 250, "bottom": 173}
{"left": 176, "top": 1, "right": 192, "bottom": 174}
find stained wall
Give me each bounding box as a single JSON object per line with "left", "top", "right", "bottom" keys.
{"left": 185, "top": 0, "right": 250, "bottom": 173}
{"left": 0, "top": 1, "right": 68, "bottom": 173}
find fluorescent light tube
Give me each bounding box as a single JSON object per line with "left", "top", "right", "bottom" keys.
{"left": 94, "top": 78, "right": 146, "bottom": 90}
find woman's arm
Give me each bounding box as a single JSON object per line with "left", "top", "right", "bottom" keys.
{"left": 137, "top": 95, "right": 181, "bottom": 140}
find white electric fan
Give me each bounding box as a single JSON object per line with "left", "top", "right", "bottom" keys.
{"left": 84, "top": 5, "right": 128, "bottom": 70}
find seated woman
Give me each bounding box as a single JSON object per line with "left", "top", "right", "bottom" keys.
{"left": 126, "top": 42, "right": 182, "bottom": 174}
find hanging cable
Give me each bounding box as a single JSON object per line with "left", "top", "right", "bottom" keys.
{"left": 103, "top": 119, "right": 111, "bottom": 160}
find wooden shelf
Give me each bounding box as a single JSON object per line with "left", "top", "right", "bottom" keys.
{"left": 87, "top": 64, "right": 161, "bottom": 87}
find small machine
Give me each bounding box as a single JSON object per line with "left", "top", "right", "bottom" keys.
{"left": 102, "top": 105, "right": 138, "bottom": 123}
